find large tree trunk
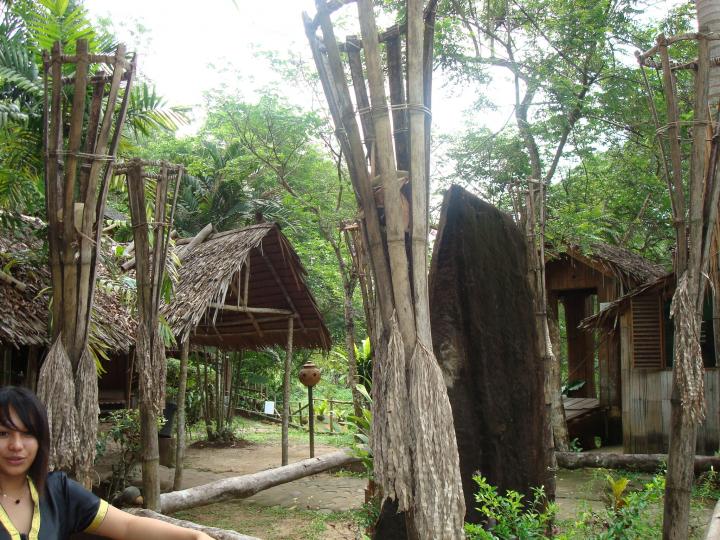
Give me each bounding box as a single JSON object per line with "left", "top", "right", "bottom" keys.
{"left": 429, "top": 186, "right": 554, "bottom": 524}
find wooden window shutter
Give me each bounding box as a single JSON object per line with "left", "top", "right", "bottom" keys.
{"left": 631, "top": 294, "right": 663, "bottom": 369}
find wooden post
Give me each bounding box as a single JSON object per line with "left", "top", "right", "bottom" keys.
{"left": 329, "top": 400, "right": 334, "bottom": 433}
{"left": 173, "top": 339, "right": 189, "bottom": 491}
{"left": 281, "top": 317, "right": 294, "bottom": 466}
{"left": 308, "top": 385, "right": 315, "bottom": 458}
{"left": 298, "top": 401, "right": 303, "bottom": 427}
{"left": 26, "top": 347, "right": 38, "bottom": 392}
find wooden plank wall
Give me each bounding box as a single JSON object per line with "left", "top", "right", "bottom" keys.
{"left": 622, "top": 312, "right": 720, "bottom": 454}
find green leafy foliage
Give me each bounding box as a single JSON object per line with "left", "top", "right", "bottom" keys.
{"left": 464, "top": 475, "right": 556, "bottom": 539}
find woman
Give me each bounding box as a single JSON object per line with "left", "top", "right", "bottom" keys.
{"left": 0, "top": 386, "right": 213, "bottom": 540}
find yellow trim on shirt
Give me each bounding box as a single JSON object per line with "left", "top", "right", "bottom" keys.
{"left": 0, "top": 476, "right": 37, "bottom": 540}
{"left": 84, "top": 499, "right": 109, "bottom": 533}
{"left": 27, "top": 477, "right": 40, "bottom": 540}
{"left": 0, "top": 503, "right": 20, "bottom": 540}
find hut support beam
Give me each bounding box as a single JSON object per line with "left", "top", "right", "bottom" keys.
{"left": 281, "top": 317, "right": 294, "bottom": 466}
{"left": 173, "top": 339, "right": 189, "bottom": 491}
{"left": 207, "top": 304, "right": 294, "bottom": 316}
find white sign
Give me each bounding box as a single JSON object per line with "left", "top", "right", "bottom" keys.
{"left": 264, "top": 401, "right": 275, "bottom": 415}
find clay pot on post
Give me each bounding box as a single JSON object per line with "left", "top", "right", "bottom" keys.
{"left": 298, "top": 361, "right": 321, "bottom": 458}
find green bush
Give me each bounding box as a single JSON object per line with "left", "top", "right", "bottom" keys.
{"left": 464, "top": 475, "right": 555, "bottom": 539}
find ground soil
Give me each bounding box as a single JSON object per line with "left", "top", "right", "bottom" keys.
{"left": 96, "top": 428, "right": 715, "bottom": 539}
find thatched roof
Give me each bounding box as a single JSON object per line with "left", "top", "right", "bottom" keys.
{"left": 0, "top": 219, "right": 135, "bottom": 351}
{"left": 580, "top": 273, "right": 674, "bottom": 331}
{"left": 163, "top": 223, "right": 331, "bottom": 350}
{"left": 561, "top": 242, "right": 667, "bottom": 291}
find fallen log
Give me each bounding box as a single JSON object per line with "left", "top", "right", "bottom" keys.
{"left": 556, "top": 452, "right": 720, "bottom": 473}
{"left": 176, "top": 222, "right": 214, "bottom": 261}
{"left": 125, "top": 508, "right": 260, "bottom": 540}
{"left": 159, "top": 449, "right": 360, "bottom": 513}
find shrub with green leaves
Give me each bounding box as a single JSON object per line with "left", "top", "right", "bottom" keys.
{"left": 464, "top": 474, "right": 555, "bottom": 539}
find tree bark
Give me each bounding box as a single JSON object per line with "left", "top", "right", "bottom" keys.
{"left": 140, "top": 400, "right": 161, "bottom": 511}
{"left": 158, "top": 450, "right": 359, "bottom": 514}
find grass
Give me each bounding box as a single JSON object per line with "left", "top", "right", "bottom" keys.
{"left": 188, "top": 415, "right": 357, "bottom": 448}
{"left": 173, "top": 500, "right": 367, "bottom": 540}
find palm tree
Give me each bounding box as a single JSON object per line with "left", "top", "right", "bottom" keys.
{"left": 0, "top": 0, "right": 189, "bottom": 215}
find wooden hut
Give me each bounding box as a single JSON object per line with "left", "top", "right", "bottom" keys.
{"left": 163, "top": 222, "right": 331, "bottom": 351}
{"left": 583, "top": 274, "right": 719, "bottom": 454}
{"left": 545, "top": 243, "right": 667, "bottom": 446}
{"left": 0, "top": 217, "right": 135, "bottom": 406}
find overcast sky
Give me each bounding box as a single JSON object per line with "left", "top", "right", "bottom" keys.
{"left": 87, "top": 0, "right": 688, "bottom": 139}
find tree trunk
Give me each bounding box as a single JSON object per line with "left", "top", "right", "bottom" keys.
{"left": 140, "top": 400, "right": 161, "bottom": 510}
{"left": 158, "top": 450, "right": 359, "bottom": 513}
{"left": 660, "top": 27, "right": 712, "bottom": 539}
{"left": 547, "top": 295, "right": 569, "bottom": 450}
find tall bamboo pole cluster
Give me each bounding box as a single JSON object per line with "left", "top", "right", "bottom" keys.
{"left": 637, "top": 31, "right": 720, "bottom": 539}
{"left": 305, "top": 1, "right": 465, "bottom": 537}
{"left": 38, "top": 39, "right": 134, "bottom": 487}
{"left": 113, "top": 158, "right": 182, "bottom": 510}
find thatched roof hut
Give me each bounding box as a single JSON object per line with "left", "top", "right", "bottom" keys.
{"left": 0, "top": 219, "right": 135, "bottom": 351}
{"left": 558, "top": 242, "right": 667, "bottom": 292}
{"left": 163, "top": 223, "right": 331, "bottom": 350}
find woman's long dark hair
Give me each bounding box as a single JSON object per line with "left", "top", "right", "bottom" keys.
{"left": 0, "top": 386, "right": 50, "bottom": 494}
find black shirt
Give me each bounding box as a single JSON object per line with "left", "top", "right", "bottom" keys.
{"left": 0, "top": 472, "right": 108, "bottom": 540}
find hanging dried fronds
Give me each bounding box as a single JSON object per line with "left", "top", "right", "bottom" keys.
{"left": 36, "top": 337, "right": 78, "bottom": 472}
{"left": 670, "top": 273, "right": 706, "bottom": 424}
{"left": 74, "top": 348, "right": 99, "bottom": 486}
{"left": 408, "top": 341, "right": 465, "bottom": 535}
{"left": 371, "top": 314, "right": 412, "bottom": 510}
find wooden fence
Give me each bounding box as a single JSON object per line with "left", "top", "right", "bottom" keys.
{"left": 233, "top": 384, "right": 353, "bottom": 433}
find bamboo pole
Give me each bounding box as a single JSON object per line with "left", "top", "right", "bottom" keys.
{"left": 407, "top": 0, "right": 430, "bottom": 342}
{"left": 386, "top": 33, "right": 409, "bottom": 172}
{"left": 307, "top": 4, "right": 393, "bottom": 327}
{"left": 346, "top": 37, "right": 374, "bottom": 160}
{"left": 658, "top": 34, "right": 688, "bottom": 273}
{"left": 356, "top": 0, "right": 416, "bottom": 351}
